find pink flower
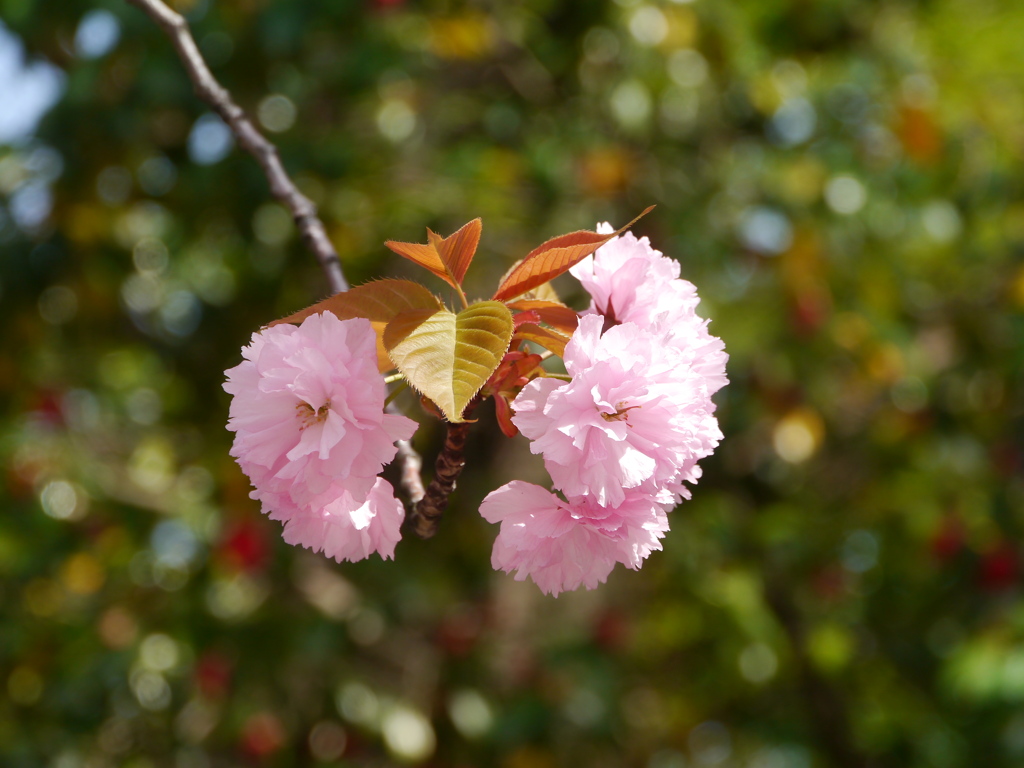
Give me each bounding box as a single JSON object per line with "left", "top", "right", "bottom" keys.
{"left": 280, "top": 478, "right": 406, "bottom": 562}
{"left": 479, "top": 481, "right": 670, "bottom": 596}
{"left": 224, "top": 312, "right": 417, "bottom": 562}
{"left": 570, "top": 226, "right": 728, "bottom": 396}
{"left": 512, "top": 314, "right": 722, "bottom": 508}
{"left": 570, "top": 226, "right": 691, "bottom": 327}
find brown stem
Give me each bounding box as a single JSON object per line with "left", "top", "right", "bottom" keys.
{"left": 128, "top": 0, "right": 428, "bottom": 501}
{"left": 406, "top": 422, "right": 471, "bottom": 539}
{"left": 406, "top": 399, "right": 482, "bottom": 539}
{"left": 124, "top": 0, "right": 347, "bottom": 294}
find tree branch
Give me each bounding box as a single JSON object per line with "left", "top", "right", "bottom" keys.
{"left": 124, "top": 0, "right": 347, "bottom": 293}
{"left": 127, "top": 0, "right": 427, "bottom": 506}
{"left": 406, "top": 421, "right": 471, "bottom": 539}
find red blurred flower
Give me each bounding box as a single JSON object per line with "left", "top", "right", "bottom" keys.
{"left": 241, "top": 712, "right": 286, "bottom": 759}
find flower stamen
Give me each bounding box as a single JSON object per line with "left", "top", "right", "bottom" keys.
{"left": 297, "top": 400, "right": 331, "bottom": 430}
{"left": 600, "top": 402, "right": 641, "bottom": 424}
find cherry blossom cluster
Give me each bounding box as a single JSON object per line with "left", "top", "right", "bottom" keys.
{"left": 481, "top": 229, "right": 727, "bottom": 595}
{"left": 223, "top": 224, "right": 726, "bottom": 596}
{"left": 224, "top": 313, "right": 417, "bottom": 562}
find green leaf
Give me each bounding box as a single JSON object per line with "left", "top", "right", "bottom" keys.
{"left": 268, "top": 279, "right": 442, "bottom": 372}
{"left": 384, "top": 301, "right": 514, "bottom": 422}
{"left": 492, "top": 206, "right": 654, "bottom": 302}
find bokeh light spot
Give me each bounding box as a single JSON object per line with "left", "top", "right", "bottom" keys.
{"left": 40, "top": 479, "right": 86, "bottom": 520}
{"left": 308, "top": 721, "right": 347, "bottom": 761}
{"left": 610, "top": 80, "right": 652, "bottom": 130}
{"left": 629, "top": 6, "right": 668, "bottom": 47}
{"left": 824, "top": 175, "right": 867, "bottom": 214}
{"left": 337, "top": 682, "right": 380, "bottom": 728}
{"left": 75, "top": 10, "right": 120, "bottom": 59}
{"left": 382, "top": 705, "right": 436, "bottom": 762}
{"left": 739, "top": 207, "right": 793, "bottom": 255}
{"left": 773, "top": 409, "right": 824, "bottom": 463}
{"left": 132, "top": 669, "right": 171, "bottom": 711}
{"left": 668, "top": 48, "right": 708, "bottom": 88}
{"left": 257, "top": 94, "right": 297, "bottom": 133}
{"left": 127, "top": 387, "right": 162, "bottom": 425}
{"left": 205, "top": 574, "right": 268, "bottom": 621}
{"left": 140, "top": 633, "right": 180, "bottom": 672}
{"left": 159, "top": 289, "right": 202, "bottom": 337}
{"left": 152, "top": 520, "right": 199, "bottom": 570}
{"left": 739, "top": 642, "right": 778, "bottom": 684}
{"left": 769, "top": 97, "right": 816, "bottom": 146}
{"left": 10, "top": 181, "right": 53, "bottom": 230}
{"left": 252, "top": 203, "right": 293, "bottom": 246}
{"left": 188, "top": 114, "right": 234, "bottom": 165}
{"left": 377, "top": 99, "right": 417, "bottom": 143}
{"left": 133, "top": 237, "right": 169, "bottom": 275}
{"left": 447, "top": 689, "right": 493, "bottom": 739}
{"left": 922, "top": 200, "right": 962, "bottom": 242}
{"left": 122, "top": 273, "right": 164, "bottom": 314}
{"left": 0, "top": 23, "right": 66, "bottom": 144}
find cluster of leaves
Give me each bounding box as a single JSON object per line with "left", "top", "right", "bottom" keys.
{"left": 273, "top": 210, "right": 646, "bottom": 427}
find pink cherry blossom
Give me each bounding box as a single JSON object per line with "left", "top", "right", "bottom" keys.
{"left": 512, "top": 314, "right": 723, "bottom": 508}
{"left": 570, "top": 225, "right": 728, "bottom": 395}
{"left": 280, "top": 477, "right": 406, "bottom": 562}
{"left": 224, "top": 312, "right": 417, "bottom": 562}
{"left": 570, "top": 226, "right": 691, "bottom": 327}
{"left": 479, "top": 481, "right": 670, "bottom": 596}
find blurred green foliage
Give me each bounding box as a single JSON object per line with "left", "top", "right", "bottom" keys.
{"left": 2, "top": 0, "right": 1024, "bottom": 766}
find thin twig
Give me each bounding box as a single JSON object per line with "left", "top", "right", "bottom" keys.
{"left": 405, "top": 398, "right": 481, "bottom": 539}
{"left": 396, "top": 439, "right": 425, "bottom": 506}
{"left": 128, "top": 0, "right": 427, "bottom": 505}
{"left": 406, "top": 422, "right": 471, "bottom": 539}
{"left": 124, "top": 0, "right": 347, "bottom": 293}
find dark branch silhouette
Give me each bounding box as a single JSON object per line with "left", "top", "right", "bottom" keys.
{"left": 405, "top": 411, "right": 476, "bottom": 539}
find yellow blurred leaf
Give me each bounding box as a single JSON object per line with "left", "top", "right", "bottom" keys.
{"left": 807, "top": 623, "right": 855, "bottom": 673}
{"left": 429, "top": 14, "right": 497, "bottom": 60}
{"left": 62, "top": 553, "right": 105, "bottom": 596}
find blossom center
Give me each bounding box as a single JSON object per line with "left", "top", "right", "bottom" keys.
{"left": 297, "top": 400, "right": 331, "bottom": 430}
{"left": 600, "top": 401, "right": 641, "bottom": 424}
